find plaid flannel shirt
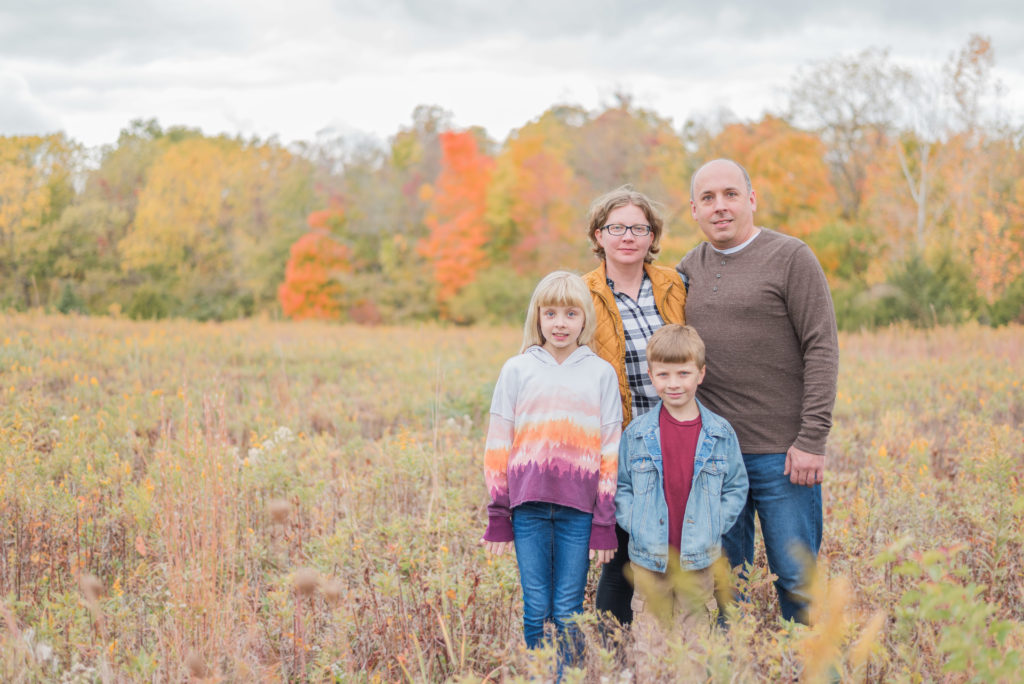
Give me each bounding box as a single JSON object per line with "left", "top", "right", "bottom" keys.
{"left": 607, "top": 272, "right": 665, "bottom": 419}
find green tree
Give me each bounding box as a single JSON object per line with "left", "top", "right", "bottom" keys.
{"left": 0, "top": 133, "right": 79, "bottom": 309}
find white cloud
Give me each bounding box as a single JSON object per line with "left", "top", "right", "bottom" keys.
{"left": 0, "top": 0, "right": 1022, "bottom": 147}
{"left": 0, "top": 69, "right": 62, "bottom": 134}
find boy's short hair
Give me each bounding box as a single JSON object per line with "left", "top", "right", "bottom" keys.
{"left": 646, "top": 324, "right": 706, "bottom": 369}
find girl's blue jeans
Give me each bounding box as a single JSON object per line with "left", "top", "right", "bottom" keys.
{"left": 512, "top": 501, "right": 592, "bottom": 665}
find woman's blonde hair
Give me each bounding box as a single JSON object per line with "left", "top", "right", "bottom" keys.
{"left": 521, "top": 271, "right": 597, "bottom": 353}
{"left": 586, "top": 184, "right": 664, "bottom": 263}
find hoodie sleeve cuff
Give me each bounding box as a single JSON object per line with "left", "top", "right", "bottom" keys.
{"left": 589, "top": 523, "right": 617, "bottom": 550}
{"left": 483, "top": 515, "right": 514, "bottom": 543}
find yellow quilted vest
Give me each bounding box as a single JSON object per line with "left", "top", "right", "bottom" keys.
{"left": 583, "top": 261, "right": 687, "bottom": 427}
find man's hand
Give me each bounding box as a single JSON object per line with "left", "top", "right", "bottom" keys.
{"left": 480, "top": 539, "right": 513, "bottom": 556}
{"left": 589, "top": 548, "right": 615, "bottom": 565}
{"left": 784, "top": 445, "right": 825, "bottom": 487}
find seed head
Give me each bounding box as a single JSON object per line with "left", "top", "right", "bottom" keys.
{"left": 267, "top": 498, "right": 291, "bottom": 525}
{"left": 292, "top": 567, "right": 320, "bottom": 597}
{"left": 323, "top": 579, "right": 344, "bottom": 605}
{"left": 184, "top": 649, "right": 208, "bottom": 678}
{"left": 79, "top": 574, "right": 104, "bottom": 602}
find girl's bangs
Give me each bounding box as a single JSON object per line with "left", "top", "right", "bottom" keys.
{"left": 536, "top": 280, "right": 585, "bottom": 309}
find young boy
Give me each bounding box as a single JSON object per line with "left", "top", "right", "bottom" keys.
{"left": 615, "top": 324, "right": 748, "bottom": 634}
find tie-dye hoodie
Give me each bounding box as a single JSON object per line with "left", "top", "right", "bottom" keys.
{"left": 483, "top": 344, "right": 622, "bottom": 549}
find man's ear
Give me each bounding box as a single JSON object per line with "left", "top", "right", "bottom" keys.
{"left": 697, "top": 366, "right": 706, "bottom": 385}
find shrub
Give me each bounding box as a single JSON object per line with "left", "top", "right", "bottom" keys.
{"left": 445, "top": 266, "right": 536, "bottom": 325}
{"left": 871, "top": 250, "right": 981, "bottom": 327}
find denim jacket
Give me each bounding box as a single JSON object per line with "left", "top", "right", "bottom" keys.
{"left": 615, "top": 399, "right": 748, "bottom": 572}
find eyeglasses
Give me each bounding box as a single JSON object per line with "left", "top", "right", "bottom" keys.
{"left": 601, "top": 223, "right": 653, "bottom": 237}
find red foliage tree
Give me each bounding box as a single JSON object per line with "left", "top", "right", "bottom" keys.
{"left": 306, "top": 201, "right": 345, "bottom": 232}
{"left": 418, "top": 131, "right": 494, "bottom": 308}
{"left": 277, "top": 230, "right": 352, "bottom": 320}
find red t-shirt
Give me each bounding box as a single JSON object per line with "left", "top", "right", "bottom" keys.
{"left": 659, "top": 407, "right": 702, "bottom": 552}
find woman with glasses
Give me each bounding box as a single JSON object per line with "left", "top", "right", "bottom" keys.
{"left": 582, "top": 185, "right": 688, "bottom": 627}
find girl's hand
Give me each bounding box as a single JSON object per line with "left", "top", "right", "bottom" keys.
{"left": 590, "top": 548, "right": 615, "bottom": 565}
{"left": 480, "top": 538, "right": 513, "bottom": 556}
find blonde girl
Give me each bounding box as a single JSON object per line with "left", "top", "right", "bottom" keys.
{"left": 481, "top": 271, "right": 622, "bottom": 667}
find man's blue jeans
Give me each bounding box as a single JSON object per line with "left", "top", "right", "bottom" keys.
{"left": 722, "top": 452, "right": 822, "bottom": 624}
{"left": 512, "top": 502, "right": 592, "bottom": 665}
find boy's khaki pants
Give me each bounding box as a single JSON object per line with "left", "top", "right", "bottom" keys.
{"left": 629, "top": 557, "right": 717, "bottom": 650}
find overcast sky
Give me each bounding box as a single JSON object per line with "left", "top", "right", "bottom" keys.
{"left": 2, "top": 0, "right": 1023, "bottom": 149}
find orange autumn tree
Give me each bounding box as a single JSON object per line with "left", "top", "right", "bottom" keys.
{"left": 278, "top": 204, "right": 351, "bottom": 319}
{"left": 942, "top": 134, "right": 1024, "bottom": 303}
{"left": 572, "top": 99, "right": 695, "bottom": 258}
{"left": 305, "top": 200, "right": 346, "bottom": 234}
{"left": 487, "top": 110, "right": 587, "bottom": 275}
{"left": 712, "top": 116, "right": 839, "bottom": 239}
{"left": 749, "top": 128, "right": 838, "bottom": 239}
{"left": 419, "top": 130, "right": 494, "bottom": 312}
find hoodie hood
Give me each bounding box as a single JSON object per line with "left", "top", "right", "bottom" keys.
{"left": 524, "top": 344, "right": 597, "bottom": 367}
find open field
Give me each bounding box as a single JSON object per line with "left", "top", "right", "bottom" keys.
{"left": 1, "top": 313, "right": 1022, "bottom": 682}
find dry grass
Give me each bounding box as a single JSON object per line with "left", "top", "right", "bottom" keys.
{"left": 0, "top": 313, "right": 1021, "bottom": 682}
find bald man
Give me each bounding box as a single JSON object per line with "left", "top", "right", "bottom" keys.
{"left": 677, "top": 159, "right": 838, "bottom": 624}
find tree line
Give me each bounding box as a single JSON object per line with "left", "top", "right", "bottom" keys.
{"left": 2, "top": 35, "right": 1021, "bottom": 328}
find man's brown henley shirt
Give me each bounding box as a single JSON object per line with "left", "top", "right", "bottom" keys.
{"left": 677, "top": 229, "right": 839, "bottom": 455}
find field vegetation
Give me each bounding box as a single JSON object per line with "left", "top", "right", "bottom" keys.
{"left": 0, "top": 313, "right": 1022, "bottom": 682}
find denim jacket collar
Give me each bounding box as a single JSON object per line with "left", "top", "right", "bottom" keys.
{"left": 633, "top": 399, "right": 728, "bottom": 477}
{"left": 632, "top": 399, "right": 730, "bottom": 447}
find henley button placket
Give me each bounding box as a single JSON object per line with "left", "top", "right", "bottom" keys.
{"left": 713, "top": 257, "right": 726, "bottom": 293}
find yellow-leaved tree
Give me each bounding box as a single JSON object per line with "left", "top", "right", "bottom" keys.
{"left": 119, "top": 135, "right": 313, "bottom": 317}
{"left": 0, "top": 134, "right": 78, "bottom": 308}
